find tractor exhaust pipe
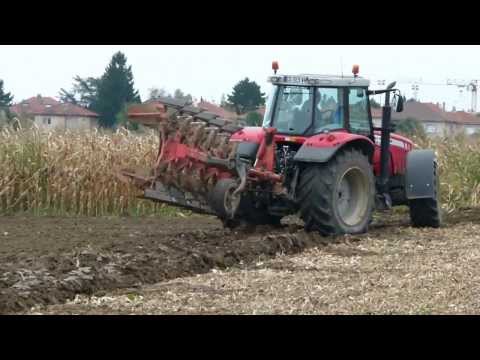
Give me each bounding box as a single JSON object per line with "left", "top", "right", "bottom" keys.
{"left": 379, "top": 92, "right": 392, "bottom": 192}
{"left": 378, "top": 82, "right": 396, "bottom": 205}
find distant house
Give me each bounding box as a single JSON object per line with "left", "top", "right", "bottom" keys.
{"left": 371, "top": 100, "right": 480, "bottom": 137}
{"left": 195, "top": 99, "right": 266, "bottom": 122}
{"left": 370, "top": 107, "right": 383, "bottom": 127}
{"left": 444, "top": 111, "right": 480, "bottom": 136}
{"left": 10, "top": 95, "right": 99, "bottom": 130}
{"left": 196, "top": 100, "right": 238, "bottom": 120}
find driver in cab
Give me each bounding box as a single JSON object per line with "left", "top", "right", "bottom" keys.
{"left": 312, "top": 92, "right": 341, "bottom": 133}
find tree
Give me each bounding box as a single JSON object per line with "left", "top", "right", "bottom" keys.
{"left": 370, "top": 98, "right": 381, "bottom": 108}
{"left": 59, "top": 52, "right": 141, "bottom": 128}
{"left": 173, "top": 88, "right": 193, "bottom": 103}
{"left": 148, "top": 87, "right": 170, "bottom": 100}
{"left": 95, "top": 52, "right": 141, "bottom": 128}
{"left": 245, "top": 111, "right": 263, "bottom": 126}
{"left": 116, "top": 103, "right": 139, "bottom": 131}
{"left": 59, "top": 76, "right": 100, "bottom": 107}
{"left": 394, "top": 117, "right": 426, "bottom": 139}
{"left": 0, "top": 80, "right": 14, "bottom": 125}
{"left": 0, "top": 80, "right": 13, "bottom": 107}
{"left": 227, "top": 78, "right": 265, "bottom": 115}
{"left": 220, "top": 93, "right": 226, "bottom": 107}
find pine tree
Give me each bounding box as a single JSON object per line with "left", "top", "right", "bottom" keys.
{"left": 95, "top": 52, "right": 141, "bottom": 128}
{"left": 220, "top": 93, "right": 226, "bottom": 107}
{"left": 227, "top": 78, "right": 265, "bottom": 115}
{"left": 0, "top": 80, "right": 14, "bottom": 107}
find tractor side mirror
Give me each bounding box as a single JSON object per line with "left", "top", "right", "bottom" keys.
{"left": 396, "top": 95, "right": 404, "bottom": 112}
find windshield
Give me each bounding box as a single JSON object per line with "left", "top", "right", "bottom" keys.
{"left": 262, "top": 84, "right": 276, "bottom": 128}
{"left": 272, "top": 85, "right": 313, "bottom": 134}
{"left": 266, "top": 85, "right": 345, "bottom": 135}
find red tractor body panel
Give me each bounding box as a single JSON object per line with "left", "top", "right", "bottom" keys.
{"left": 231, "top": 127, "right": 414, "bottom": 179}
{"left": 298, "top": 131, "right": 374, "bottom": 149}
{"left": 372, "top": 131, "right": 414, "bottom": 177}
{"left": 230, "top": 127, "right": 265, "bottom": 144}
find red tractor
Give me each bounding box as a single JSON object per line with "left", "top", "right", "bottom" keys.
{"left": 121, "top": 63, "right": 441, "bottom": 235}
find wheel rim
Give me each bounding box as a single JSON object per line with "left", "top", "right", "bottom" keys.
{"left": 336, "top": 167, "right": 369, "bottom": 226}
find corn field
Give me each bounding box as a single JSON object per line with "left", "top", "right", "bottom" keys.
{"left": 1, "top": 127, "right": 480, "bottom": 216}
{"left": 0, "top": 127, "right": 174, "bottom": 216}
{"left": 415, "top": 133, "right": 480, "bottom": 212}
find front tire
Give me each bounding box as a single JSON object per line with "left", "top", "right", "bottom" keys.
{"left": 297, "top": 148, "right": 375, "bottom": 236}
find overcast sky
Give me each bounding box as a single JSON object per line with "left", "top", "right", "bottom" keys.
{"left": 1, "top": 45, "right": 480, "bottom": 111}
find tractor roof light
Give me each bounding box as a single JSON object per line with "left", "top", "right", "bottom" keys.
{"left": 267, "top": 74, "right": 370, "bottom": 87}
{"left": 352, "top": 64, "right": 360, "bottom": 77}
{"left": 272, "top": 61, "right": 279, "bottom": 74}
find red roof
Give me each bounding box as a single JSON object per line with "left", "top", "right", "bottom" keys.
{"left": 444, "top": 111, "right": 480, "bottom": 125}
{"left": 371, "top": 101, "right": 480, "bottom": 125}
{"left": 197, "top": 101, "right": 237, "bottom": 119}
{"left": 10, "top": 96, "right": 98, "bottom": 117}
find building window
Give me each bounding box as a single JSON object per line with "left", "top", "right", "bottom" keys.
{"left": 43, "top": 117, "right": 51, "bottom": 125}
{"left": 466, "top": 127, "right": 477, "bottom": 135}
{"left": 426, "top": 125, "right": 437, "bottom": 134}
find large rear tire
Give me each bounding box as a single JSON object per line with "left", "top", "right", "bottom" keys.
{"left": 297, "top": 148, "right": 375, "bottom": 236}
{"left": 409, "top": 161, "right": 441, "bottom": 228}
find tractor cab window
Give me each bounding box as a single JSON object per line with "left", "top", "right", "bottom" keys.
{"left": 262, "top": 84, "right": 276, "bottom": 129}
{"left": 348, "top": 87, "right": 371, "bottom": 135}
{"left": 313, "top": 88, "right": 345, "bottom": 133}
{"left": 271, "top": 85, "right": 313, "bottom": 135}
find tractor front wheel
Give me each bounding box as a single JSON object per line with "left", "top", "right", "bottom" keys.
{"left": 297, "top": 148, "right": 374, "bottom": 236}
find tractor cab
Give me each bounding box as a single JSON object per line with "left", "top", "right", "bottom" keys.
{"left": 262, "top": 73, "right": 373, "bottom": 139}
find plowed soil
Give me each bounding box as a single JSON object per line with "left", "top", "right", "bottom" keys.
{"left": 2, "top": 208, "right": 480, "bottom": 314}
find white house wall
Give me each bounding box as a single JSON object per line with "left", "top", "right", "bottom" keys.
{"left": 34, "top": 115, "right": 97, "bottom": 130}
{"left": 65, "top": 116, "right": 96, "bottom": 130}
{"left": 34, "top": 115, "right": 65, "bottom": 130}
{"left": 374, "top": 117, "right": 478, "bottom": 138}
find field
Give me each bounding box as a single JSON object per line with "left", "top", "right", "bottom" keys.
{"left": 2, "top": 128, "right": 480, "bottom": 314}
{"left": 0, "top": 209, "right": 479, "bottom": 315}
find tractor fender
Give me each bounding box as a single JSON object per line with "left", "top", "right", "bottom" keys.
{"left": 405, "top": 149, "right": 437, "bottom": 199}
{"left": 230, "top": 127, "right": 264, "bottom": 161}
{"left": 293, "top": 132, "right": 375, "bottom": 164}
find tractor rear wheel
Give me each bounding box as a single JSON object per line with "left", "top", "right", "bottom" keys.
{"left": 297, "top": 148, "right": 374, "bottom": 236}
{"left": 409, "top": 161, "right": 441, "bottom": 228}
